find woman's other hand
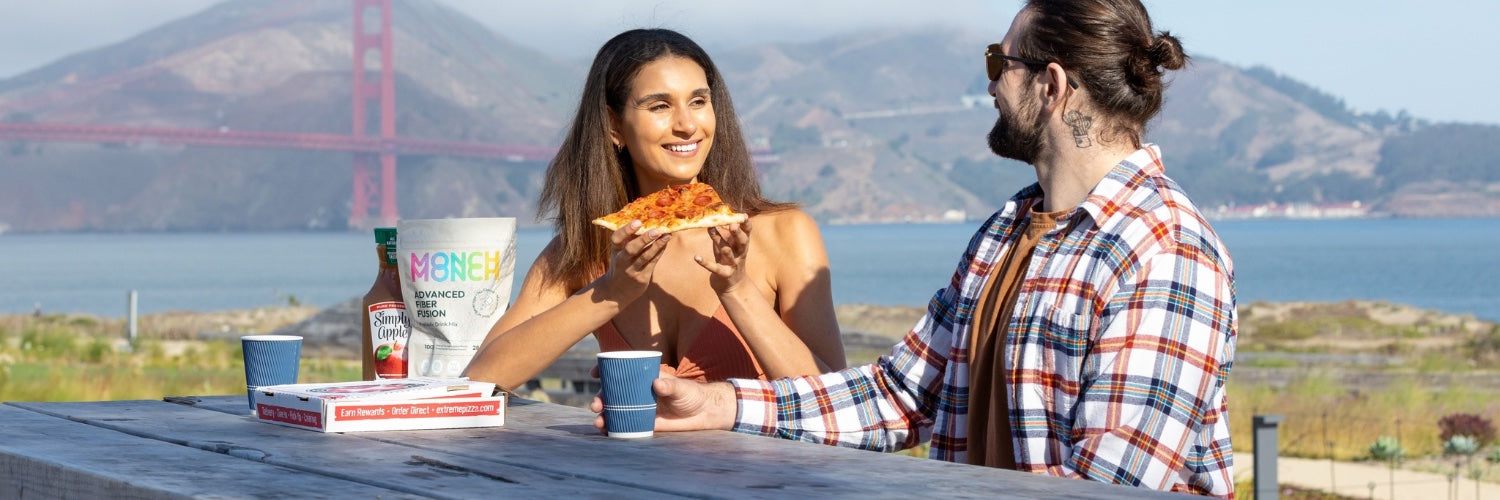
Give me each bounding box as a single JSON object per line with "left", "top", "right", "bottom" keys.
{"left": 694, "top": 221, "right": 750, "bottom": 296}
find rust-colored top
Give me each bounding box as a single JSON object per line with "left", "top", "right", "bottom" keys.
{"left": 594, "top": 305, "right": 768, "bottom": 382}
{"left": 967, "top": 203, "right": 1068, "bottom": 469}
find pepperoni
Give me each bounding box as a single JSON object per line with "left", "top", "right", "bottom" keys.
{"left": 693, "top": 195, "right": 712, "bottom": 206}
{"left": 648, "top": 209, "right": 666, "bottom": 220}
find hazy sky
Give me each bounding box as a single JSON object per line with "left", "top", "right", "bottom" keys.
{"left": 0, "top": 1, "right": 1492, "bottom": 125}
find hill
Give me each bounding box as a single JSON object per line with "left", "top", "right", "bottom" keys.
{"left": 0, "top": 0, "right": 578, "bottom": 231}
{"left": 2, "top": 1, "right": 1498, "bottom": 232}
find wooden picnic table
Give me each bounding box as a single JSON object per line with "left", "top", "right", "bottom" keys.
{"left": 1, "top": 394, "right": 1192, "bottom": 498}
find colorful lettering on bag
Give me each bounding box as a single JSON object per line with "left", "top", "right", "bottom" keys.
{"left": 407, "top": 251, "right": 505, "bottom": 282}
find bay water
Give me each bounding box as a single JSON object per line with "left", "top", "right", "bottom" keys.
{"left": 2, "top": 217, "right": 1497, "bottom": 321}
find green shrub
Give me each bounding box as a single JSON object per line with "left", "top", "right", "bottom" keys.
{"left": 21, "top": 328, "right": 77, "bottom": 357}
{"left": 137, "top": 340, "right": 167, "bottom": 364}
{"left": 1415, "top": 351, "right": 1470, "bottom": 373}
{"left": 1379, "top": 340, "right": 1414, "bottom": 357}
{"left": 84, "top": 338, "right": 112, "bottom": 363}
{"left": 1254, "top": 321, "right": 1317, "bottom": 341}
{"left": 1368, "top": 435, "right": 1404, "bottom": 461}
{"left": 1464, "top": 326, "right": 1500, "bottom": 363}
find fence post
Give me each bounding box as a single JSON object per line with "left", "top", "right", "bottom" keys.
{"left": 1254, "top": 414, "right": 1284, "bottom": 500}
{"left": 126, "top": 289, "right": 138, "bottom": 345}
{"left": 1324, "top": 411, "right": 1336, "bottom": 494}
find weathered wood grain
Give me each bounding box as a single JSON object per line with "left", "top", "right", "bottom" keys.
{"left": 10, "top": 399, "right": 681, "bottom": 498}
{"left": 175, "top": 395, "right": 1190, "bottom": 499}
{"left": 0, "top": 405, "right": 417, "bottom": 499}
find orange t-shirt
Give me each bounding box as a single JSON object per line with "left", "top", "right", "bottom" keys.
{"left": 968, "top": 203, "right": 1069, "bottom": 469}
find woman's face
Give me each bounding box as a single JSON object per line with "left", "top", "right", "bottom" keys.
{"left": 611, "top": 56, "right": 716, "bottom": 191}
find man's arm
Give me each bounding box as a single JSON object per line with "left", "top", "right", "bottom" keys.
{"left": 606, "top": 289, "right": 962, "bottom": 452}
{"left": 726, "top": 328, "right": 944, "bottom": 451}
{"left": 621, "top": 216, "right": 1002, "bottom": 451}
{"left": 1047, "top": 245, "right": 1237, "bottom": 497}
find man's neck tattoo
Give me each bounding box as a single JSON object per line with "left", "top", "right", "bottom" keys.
{"left": 1063, "top": 110, "right": 1093, "bottom": 148}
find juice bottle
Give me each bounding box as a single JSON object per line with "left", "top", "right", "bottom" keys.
{"left": 361, "top": 227, "right": 411, "bottom": 380}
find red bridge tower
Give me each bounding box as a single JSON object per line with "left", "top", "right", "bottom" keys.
{"left": 350, "top": 0, "right": 397, "bottom": 228}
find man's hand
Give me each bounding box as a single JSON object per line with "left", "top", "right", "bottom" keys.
{"left": 592, "top": 377, "right": 737, "bottom": 433}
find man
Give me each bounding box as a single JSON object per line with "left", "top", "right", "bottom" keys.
{"left": 594, "top": 0, "right": 1237, "bottom": 496}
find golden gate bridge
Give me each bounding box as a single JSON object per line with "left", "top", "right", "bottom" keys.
{"left": 0, "top": 0, "right": 555, "bottom": 229}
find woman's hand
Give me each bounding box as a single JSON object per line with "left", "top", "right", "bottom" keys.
{"left": 694, "top": 221, "right": 750, "bottom": 296}
{"left": 597, "top": 220, "right": 670, "bottom": 302}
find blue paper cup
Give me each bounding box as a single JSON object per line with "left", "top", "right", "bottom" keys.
{"left": 241, "top": 335, "right": 302, "bottom": 411}
{"left": 597, "top": 350, "right": 661, "bottom": 438}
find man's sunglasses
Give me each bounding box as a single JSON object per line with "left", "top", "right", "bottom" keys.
{"left": 985, "top": 43, "right": 1079, "bottom": 89}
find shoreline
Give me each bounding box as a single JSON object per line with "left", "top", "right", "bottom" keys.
{"left": 4, "top": 213, "right": 1500, "bottom": 237}
{"left": 5, "top": 298, "right": 1495, "bottom": 375}
{"left": 4, "top": 298, "right": 1491, "bottom": 343}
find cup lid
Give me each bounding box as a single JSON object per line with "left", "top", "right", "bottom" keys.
{"left": 241, "top": 335, "right": 303, "bottom": 341}
{"left": 597, "top": 350, "right": 661, "bottom": 359}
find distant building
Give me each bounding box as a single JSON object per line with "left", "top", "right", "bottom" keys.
{"left": 1211, "top": 201, "right": 1371, "bottom": 220}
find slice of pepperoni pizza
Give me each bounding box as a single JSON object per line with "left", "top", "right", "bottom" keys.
{"left": 592, "top": 183, "right": 748, "bottom": 234}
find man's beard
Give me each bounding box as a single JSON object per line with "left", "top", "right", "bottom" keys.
{"left": 987, "top": 91, "right": 1044, "bottom": 165}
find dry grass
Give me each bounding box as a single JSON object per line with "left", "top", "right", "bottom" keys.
{"left": 0, "top": 307, "right": 348, "bottom": 403}
{"left": 0, "top": 306, "right": 319, "bottom": 341}
{"left": 1239, "top": 300, "right": 1494, "bottom": 361}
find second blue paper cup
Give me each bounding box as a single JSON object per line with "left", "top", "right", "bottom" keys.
{"left": 597, "top": 350, "right": 661, "bottom": 439}
{"left": 242, "top": 335, "right": 302, "bottom": 411}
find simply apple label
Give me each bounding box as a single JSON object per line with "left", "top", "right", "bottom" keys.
{"left": 367, "top": 301, "right": 411, "bottom": 379}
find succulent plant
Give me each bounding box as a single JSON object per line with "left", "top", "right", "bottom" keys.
{"left": 1368, "top": 435, "right": 1404, "bottom": 461}
{"left": 1444, "top": 435, "right": 1479, "bottom": 457}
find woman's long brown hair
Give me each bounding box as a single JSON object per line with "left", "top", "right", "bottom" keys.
{"left": 538, "top": 28, "right": 794, "bottom": 290}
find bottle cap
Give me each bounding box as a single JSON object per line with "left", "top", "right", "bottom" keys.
{"left": 373, "top": 227, "right": 398, "bottom": 266}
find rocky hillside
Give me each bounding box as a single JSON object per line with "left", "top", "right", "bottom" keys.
{"left": 0, "top": 0, "right": 576, "bottom": 231}
{"left": 2, "top": 0, "right": 1497, "bottom": 232}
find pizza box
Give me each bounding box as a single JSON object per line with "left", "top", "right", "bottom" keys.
{"left": 251, "top": 377, "right": 506, "bottom": 433}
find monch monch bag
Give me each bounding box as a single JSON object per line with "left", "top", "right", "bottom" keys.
{"left": 396, "top": 218, "right": 516, "bottom": 378}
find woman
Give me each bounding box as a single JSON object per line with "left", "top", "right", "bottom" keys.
{"left": 463, "top": 29, "right": 845, "bottom": 391}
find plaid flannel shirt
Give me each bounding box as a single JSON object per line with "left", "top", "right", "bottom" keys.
{"left": 729, "top": 145, "right": 1238, "bottom": 497}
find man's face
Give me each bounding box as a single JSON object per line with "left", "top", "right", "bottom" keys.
{"left": 987, "top": 71, "right": 1044, "bottom": 165}
{"left": 986, "top": 11, "right": 1046, "bottom": 165}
